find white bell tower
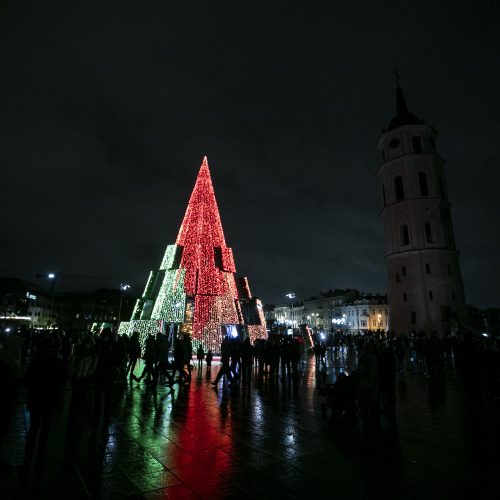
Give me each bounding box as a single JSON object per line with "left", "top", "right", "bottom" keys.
{"left": 377, "top": 84, "right": 467, "bottom": 337}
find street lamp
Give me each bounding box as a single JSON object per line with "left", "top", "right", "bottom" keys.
{"left": 118, "top": 284, "right": 131, "bottom": 327}
{"left": 36, "top": 272, "right": 56, "bottom": 327}
{"left": 285, "top": 292, "right": 295, "bottom": 333}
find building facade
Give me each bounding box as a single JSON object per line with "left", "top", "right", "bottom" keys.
{"left": 0, "top": 278, "right": 55, "bottom": 331}
{"left": 269, "top": 289, "right": 389, "bottom": 335}
{"left": 377, "top": 85, "right": 467, "bottom": 337}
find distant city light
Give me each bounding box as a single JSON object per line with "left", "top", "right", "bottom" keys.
{"left": 48, "top": 273, "right": 55, "bottom": 279}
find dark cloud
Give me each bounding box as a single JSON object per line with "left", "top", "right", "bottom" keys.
{"left": 1, "top": 1, "right": 499, "bottom": 307}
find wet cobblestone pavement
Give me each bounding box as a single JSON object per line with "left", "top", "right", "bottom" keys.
{"left": 1, "top": 355, "right": 499, "bottom": 499}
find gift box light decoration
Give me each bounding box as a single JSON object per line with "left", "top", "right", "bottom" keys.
{"left": 119, "top": 157, "right": 267, "bottom": 352}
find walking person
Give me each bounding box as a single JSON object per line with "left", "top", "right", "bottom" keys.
{"left": 240, "top": 337, "right": 253, "bottom": 388}
{"left": 171, "top": 337, "right": 186, "bottom": 384}
{"left": 135, "top": 334, "right": 156, "bottom": 385}
{"left": 126, "top": 331, "right": 141, "bottom": 382}
{"left": 205, "top": 348, "right": 213, "bottom": 379}
{"left": 205, "top": 349, "right": 213, "bottom": 368}
{"left": 22, "top": 337, "right": 66, "bottom": 469}
{"left": 67, "top": 335, "right": 97, "bottom": 428}
{"left": 0, "top": 335, "right": 23, "bottom": 472}
{"left": 153, "top": 332, "right": 174, "bottom": 387}
{"left": 93, "top": 329, "right": 117, "bottom": 424}
{"left": 212, "top": 337, "right": 232, "bottom": 386}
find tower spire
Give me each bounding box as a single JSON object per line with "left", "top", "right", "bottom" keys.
{"left": 387, "top": 75, "right": 422, "bottom": 131}
{"left": 393, "top": 69, "right": 401, "bottom": 88}
{"left": 394, "top": 71, "right": 410, "bottom": 116}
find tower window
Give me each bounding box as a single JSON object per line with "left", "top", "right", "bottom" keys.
{"left": 452, "top": 290, "right": 456, "bottom": 301}
{"left": 401, "top": 225, "right": 410, "bottom": 246}
{"left": 429, "top": 291, "right": 433, "bottom": 300}
{"left": 402, "top": 266, "right": 406, "bottom": 276}
{"left": 448, "top": 264, "right": 452, "bottom": 275}
{"left": 382, "top": 184, "right": 386, "bottom": 207}
{"left": 394, "top": 176, "right": 405, "bottom": 201}
{"left": 425, "top": 222, "right": 433, "bottom": 243}
{"left": 418, "top": 171, "right": 429, "bottom": 196}
{"left": 425, "top": 263, "right": 431, "bottom": 274}
{"left": 412, "top": 136, "right": 422, "bottom": 153}
{"left": 403, "top": 293, "right": 407, "bottom": 302}
{"left": 411, "top": 311, "right": 416, "bottom": 324}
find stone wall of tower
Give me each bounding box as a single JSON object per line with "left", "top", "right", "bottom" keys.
{"left": 377, "top": 113, "right": 467, "bottom": 336}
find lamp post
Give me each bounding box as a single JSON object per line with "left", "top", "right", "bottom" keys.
{"left": 36, "top": 272, "right": 56, "bottom": 328}
{"left": 118, "top": 284, "right": 131, "bottom": 327}
{"left": 285, "top": 292, "right": 295, "bottom": 335}
{"left": 48, "top": 274, "right": 56, "bottom": 324}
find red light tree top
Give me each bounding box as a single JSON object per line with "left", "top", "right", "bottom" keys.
{"left": 176, "top": 156, "right": 226, "bottom": 248}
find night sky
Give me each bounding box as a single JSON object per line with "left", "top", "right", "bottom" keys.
{"left": 1, "top": 1, "right": 499, "bottom": 307}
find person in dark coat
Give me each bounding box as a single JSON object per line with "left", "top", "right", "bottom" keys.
{"left": 171, "top": 336, "right": 186, "bottom": 383}
{"left": 135, "top": 333, "right": 157, "bottom": 384}
{"left": 205, "top": 349, "right": 213, "bottom": 367}
{"left": 22, "top": 336, "right": 66, "bottom": 468}
{"left": 93, "top": 329, "right": 117, "bottom": 423}
{"left": 196, "top": 344, "right": 205, "bottom": 369}
{"left": 212, "top": 337, "right": 232, "bottom": 386}
{"left": 67, "top": 335, "right": 97, "bottom": 427}
{"left": 126, "top": 331, "right": 141, "bottom": 381}
{"left": 0, "top": 335, "right": 23, "bottom": 471}
{"left": 240, "top": 337, "right": 253, "bottom": 387}
{"left": 153, "top": 332, "right": 174, "bottom": 387}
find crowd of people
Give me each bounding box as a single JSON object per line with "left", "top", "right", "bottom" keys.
{"left": 0, "top": 328, "right": 195, "bottom": 471}
{"left": 315, "top": 330, "right": 500, "bottom": 428}
{"left": 0, "top": 327, "right": 499, "bottom": 472}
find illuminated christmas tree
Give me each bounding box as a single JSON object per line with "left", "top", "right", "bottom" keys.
{"left": 119, "top": 157, "right": 267, "bottom": 352}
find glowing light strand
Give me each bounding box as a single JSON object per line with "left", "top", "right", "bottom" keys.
{"left": 120, "top": 157, "right": 267, "bottom": 352}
